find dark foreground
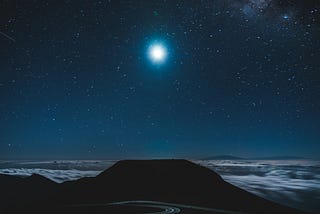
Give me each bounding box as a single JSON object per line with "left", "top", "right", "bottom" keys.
{"left": 0, "top": 159, "right": 304, "bottom": 214}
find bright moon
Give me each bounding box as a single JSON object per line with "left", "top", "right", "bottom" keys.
{"left": 148, "top": 44, "right": 167, "bottom": 63}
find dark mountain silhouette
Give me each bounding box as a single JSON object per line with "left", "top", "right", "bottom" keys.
{"left": 0, "top": 160, "right": 303, "bottom": 214}
{"left": 0, "top": 173, "right": 57, "bottom": 209}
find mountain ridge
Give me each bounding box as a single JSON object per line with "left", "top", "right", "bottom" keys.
{"left": 0, "top": 159, "right": 303, "bottom": 214}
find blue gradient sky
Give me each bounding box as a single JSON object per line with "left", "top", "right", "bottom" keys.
{"left": 0, "top": 0, "right": 319, "bottom": 159}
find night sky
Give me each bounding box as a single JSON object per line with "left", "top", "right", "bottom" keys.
{"left": 1, "top": 0, "right": 319, "bottom": 159}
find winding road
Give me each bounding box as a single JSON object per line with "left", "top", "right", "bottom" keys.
{"left": 109, "top": 201, "right": 181, "bottom": 214}
{"left": 108, "top": 200, "right": 247, "bottom": 214}
{"left": 67, "top": 200, "right": 247, "bottom": 214}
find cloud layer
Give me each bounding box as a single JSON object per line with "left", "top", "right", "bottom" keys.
{"left": 0, "top": 160, "right": 116, "bottom": 183}
{"left": 196, "top": 160, "right": 320, "bottom": 213}
{"left": 0, "top": 168, "right": 100, "bottom": 183}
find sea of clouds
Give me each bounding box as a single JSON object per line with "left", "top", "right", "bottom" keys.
{"left": 196, "top": 159, "right": 320, "bottom": 213}
{"left": 0, "top": 159, "right": 319, "bottom": 213}
{"left": 0, "top": 160, "right": 115, "bottom": 182}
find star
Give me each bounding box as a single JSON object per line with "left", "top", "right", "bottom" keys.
{"left": 282, "top": 14, "right": 290, "bottom": 20}
{"left": 148, "top": 42, "right": 167, "bottom": 64}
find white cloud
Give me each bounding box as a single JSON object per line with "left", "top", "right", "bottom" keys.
{"left": 0, "top": 168, "right": 101, "bottom": 183}
{"left": 196, "top": 159, "right": 320, "bottom": 213}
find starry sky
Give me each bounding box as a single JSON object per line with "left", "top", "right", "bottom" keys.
{"left": 1, "top": 0, "right": 319, "bottom": 159}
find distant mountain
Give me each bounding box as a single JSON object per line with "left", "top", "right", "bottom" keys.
{"left": 0, "top": 159, "right": 303, "bottom": 214}
{"left": 250, "top": 156, "right": 308, "bottom": 160}
{"left": 202, "top": 155, "right": 245, "bottom": 160}
{"left": 202, "top": 155, "right": 308, "bottom": 160}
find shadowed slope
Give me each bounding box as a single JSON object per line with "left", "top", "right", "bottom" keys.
{"left": 0, "top": 173, "right": 57, "bottom": 208}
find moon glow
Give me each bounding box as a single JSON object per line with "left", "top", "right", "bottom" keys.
{"left": 148, "top": 43, "right": 167, "bottom": 64}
